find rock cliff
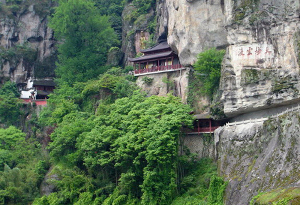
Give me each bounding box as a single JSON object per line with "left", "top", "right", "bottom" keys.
{"left": 0, "top": 0, "right": 56, "bottom": 85}
{"left": 155, "top": 0, "right": 300, "bottom": 204}
{"left": 166, "top": 0, "right": 228, "bottom": 66}
{"left": 220, "top": 0, "right": 300, "bottom": 117}
{"left": 215, "top": 110, "right": 300, "bottom": 204}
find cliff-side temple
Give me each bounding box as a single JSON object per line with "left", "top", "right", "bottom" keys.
{"left": 129, "top": 41, "right": 184, "bottom": 76}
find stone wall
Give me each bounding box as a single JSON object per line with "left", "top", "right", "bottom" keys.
{"left": 135, "top": 69, "right": 189, "bottom": 102}
{"left": 181, "top": 133, "right": 214, "bottom": 159}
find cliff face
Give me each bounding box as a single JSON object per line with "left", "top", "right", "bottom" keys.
{"left": 156, "top": 0, "right": 300, "bottom": 204}
{"left": 215, "top": 110, "right": 300, "bottom": 204}
{"left": 165, "top": 0, "right": 228, "bottom": 66}
{"left": 220, "top": 0, "right": 300, "bottom": 117}
{"left": 0, "top": 0, "right": 56, "bottom": 85}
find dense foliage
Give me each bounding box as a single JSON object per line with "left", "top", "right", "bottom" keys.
{"left": 49, "top": 0, "right": 118, "bottom": 85}
{"left": 0, "top": 81, "right": 22, "bottom": 126}
{"left": 38, "top": 92, "right": 192, "bottom": 204}
{"left": 0, "top": 126, "right": 50, "bottom": 204}
{"left": 95, "top": 0, "right": 124, "bottom": 40}
{"left": 193, "top": 48, "right": 225, "bottom": 99}
{"left": 0, "top": 1, "right": 229, "bottom": 204}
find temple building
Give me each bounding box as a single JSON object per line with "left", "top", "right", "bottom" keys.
{"left": 129, "top": 41, "right": 184, "bottom": 76}
{"left": 187, "top": 114, "right": 227, "bottom": 134}
{"left": 20, "top": 78, "right": 55, "bottom": 103}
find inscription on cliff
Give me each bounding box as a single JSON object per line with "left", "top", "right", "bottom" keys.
{"left": 235, "top": 44, "right": 274, "bottom": 59}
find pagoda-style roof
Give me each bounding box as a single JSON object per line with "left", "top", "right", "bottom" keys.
{"left": 140, "top": 41, "right": 171, "bottom": 54}
{"left": 129, "top": 41, "right": 184, "bottom": 76}
{"left": 33, "top": 79, "right": 56, "bottom": 87}
{"left": 128, "top": 51, "right": 174, "bottom": 63}
{"left": 37, "top": 90, "right": 51, "bottom": 96}
{"left": 194, "top": 113, "right": 213, "bottom": 119}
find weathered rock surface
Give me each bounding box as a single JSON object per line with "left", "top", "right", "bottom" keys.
{"left": 136, "top": 69, "right": 189, "bottom": 102}
{"left": 215, "top": 111, "right": 300, "bottom": 204}
{"left": 220, "top": 0, "right": 300, "bottom": 117}
{"left": 166, "top": 0, "right": 228, "bottom": 66}
{"left": 121, "top": 3, "right": 155, "bottom": 66}
{"left": 0, "top": 1, "right": 56, "bottom": 84}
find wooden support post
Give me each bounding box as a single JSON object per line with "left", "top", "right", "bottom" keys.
{"left": 209, "top": 119, "right": 212, "bottom": 133}
{"left": 197, "top": 120, "right": 200, "bottom": 134}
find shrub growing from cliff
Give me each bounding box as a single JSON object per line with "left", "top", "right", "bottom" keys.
{"left": 194, "top": 48, "right": 225, "bottom": 100}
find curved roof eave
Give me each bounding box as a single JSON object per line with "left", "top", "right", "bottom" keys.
{"left": 128, "top": 51, "right": 175, "bottom": 62}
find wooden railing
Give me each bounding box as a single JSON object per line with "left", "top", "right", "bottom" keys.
{"left": 188, "top": 126, "right": 220, "bottom": 134}
{"left": 134, "top": 64, "right": 183, "bottom": 75}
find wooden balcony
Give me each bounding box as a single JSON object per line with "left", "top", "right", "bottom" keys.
{"left": 187, "top": 126, "right": 220, "bottom": 134}
{"left": 134, "top": 64, "right": 183, "bottom": 76}
{"left": 22, "top": 99, "right": 47, "bottom": 106}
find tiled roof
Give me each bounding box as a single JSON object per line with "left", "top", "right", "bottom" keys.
{"left": 33, "top": 80, "right": 56, "bottom": 87}
{"left": 37, "top": 90, "right": 50, "bottom": 96}
{"left": 128, "top": 51, "right": 174, "bottom": 62}
{"left": 140, "top": 41, "right": 170, "bottom": 53}
{"left": 193, "top": 113, "right": 213, "bottom": 119}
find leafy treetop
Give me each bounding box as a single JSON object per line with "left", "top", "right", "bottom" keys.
{"left": 193, "top": 48, "right": 225, "bottom": 100}
{"left": 49, "top": 0, "right": 118, "bottom": 85}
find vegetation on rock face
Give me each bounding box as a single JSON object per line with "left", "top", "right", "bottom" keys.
{"left": 0, "top": 44, "right": 37, "bottom": 71}
{"left": 94, "top": 0, "right": 124, "bottom": 41}
{"left": 0, "top": 0, "right": 54, "bottom": 19}
{"left": 250, "top": 187, "right": 300, "bottom": 205}
{"left": 233, "top": 0, "right": 260, "bottom": 23}
{"left": 193, "top": 48, "right": 225, "bottom": 100}
{"left": 142, "top": 76, "right": 154, "bottom": 85}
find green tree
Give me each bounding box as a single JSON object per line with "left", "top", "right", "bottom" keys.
{"left": 0, "top": 81, "right": 19, "bottom": 98}
{"left": 0, "top": 82, "right": 21, "bottom": 126}
{"left": 49, "top": 0, "right": 118, "bottom": 85}
{"left": 193, "top": 48, "right": 225, "bottom": 99}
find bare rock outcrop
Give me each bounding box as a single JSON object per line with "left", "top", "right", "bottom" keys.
{"left": 220, "top": 0, "right": 300, "bottom": 117}
{"left": 0, "top": 1, "right": 56, "bottom": 84}
{"left": 166, "top": 0, "right": 228, "bottom": 66}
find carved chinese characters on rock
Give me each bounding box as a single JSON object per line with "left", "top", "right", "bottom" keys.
{"left": 255, "top": 47, "right": 262, "bottom": 55}
{"left": 238, "top": 48, "right": 245, "bottom": 56}
{"left": 235, "top": 44, "right": 274, "bottom": 60}
{"left": 247, "top": 47, "right": 253, "bottom": 56}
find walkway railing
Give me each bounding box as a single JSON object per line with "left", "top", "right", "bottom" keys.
{"left": 224, "top": 103, "right": 300, "bottom": 127}
{"left": 134, "top": 64, "right": 183, "bottom": 75}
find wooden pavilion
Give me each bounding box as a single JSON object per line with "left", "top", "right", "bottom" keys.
{"left": 128, "top": 41, "right": 183, "bottom": 76}
{"left": 187, "top": 113, "right": 227, "bottom": 134}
